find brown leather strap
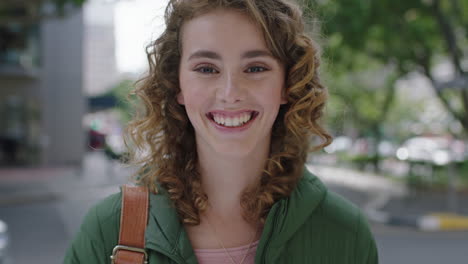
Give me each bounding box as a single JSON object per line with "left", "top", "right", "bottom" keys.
{"left": 113, "top": 185, "right": 149, "bottom": 264}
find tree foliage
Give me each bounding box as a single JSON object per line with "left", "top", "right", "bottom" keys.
{"left": 305, "top": 0, "right": 468, "bottom": 133}
{"left": 104, "top": 79, "right": 138, "bottom": 124}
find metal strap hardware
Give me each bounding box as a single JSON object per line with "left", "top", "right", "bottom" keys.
{"left": 110, "top": 245, "right": 148, "bottom": 264}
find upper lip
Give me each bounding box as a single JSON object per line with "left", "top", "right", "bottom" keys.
{"left": 206, "top": 110, "right": 257, "bottom": 118}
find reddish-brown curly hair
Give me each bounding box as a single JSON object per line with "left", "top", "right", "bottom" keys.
{"left": 125, "top": 0, "right": 332, "bottom": 225}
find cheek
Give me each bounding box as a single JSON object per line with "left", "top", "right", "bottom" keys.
{"left": 180, "top": 76, "right": 217, "bottom": 107}
{"left": 263, "top": 81, "right": 285, "bottom": 105}
{"left": 258, "top": 82, "right": 284, "bottom": 120}
{"left": 180, "top": 86, "right": 210, "bottom": 122}
{"left": 254, "top": 90, "right": 282, "bottom": 120}
{"left": 179, "top": 73, "right": 203, "bottom": 105}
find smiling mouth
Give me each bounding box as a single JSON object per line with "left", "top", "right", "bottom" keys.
{"left": 206, "top": 111, "right": 259, "bottom": 128}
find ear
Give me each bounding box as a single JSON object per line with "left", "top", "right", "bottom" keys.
{"left": 280, "top": 87, "right": 288, "bottom": 105}
{"left": 177, "top": 92, "right": 185, "bottom": 105}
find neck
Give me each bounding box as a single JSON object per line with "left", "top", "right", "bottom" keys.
{"left": 196, "top": 139, "right": 270, "bottom": 218}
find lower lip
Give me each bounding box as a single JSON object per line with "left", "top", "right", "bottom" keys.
{"left": 208, "top": 114, "right": 258, "bottom": 133}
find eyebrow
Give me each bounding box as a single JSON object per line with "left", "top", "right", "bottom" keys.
{"left": 188, "top": 50, "right": 221, "bottom": 61}
{"left": 242, "top": 50, "right": 273, "bottom": 59}
{"left": 187, "top": 49, "right": 274, "bottom": 61}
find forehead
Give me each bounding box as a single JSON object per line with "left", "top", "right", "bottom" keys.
{"left": 180, "top": 9, "right": 268, "bottom": 57}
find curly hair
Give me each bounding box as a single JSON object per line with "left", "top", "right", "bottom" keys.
{"left": 125, "top": 0, "right": 332, "bottom": 225}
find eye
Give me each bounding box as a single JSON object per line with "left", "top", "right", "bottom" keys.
{"left": 246, "top": 66, "right": 268, "bottom": 73}
{"left": 194, "top": 65, "right": 219, "bottom": 74}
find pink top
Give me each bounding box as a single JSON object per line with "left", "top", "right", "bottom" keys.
{"left": 194, "top": 240, "right": 259, "bottom": 264}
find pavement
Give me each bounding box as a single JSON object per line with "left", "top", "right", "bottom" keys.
{"left": 1, "top": 152, "right": 468, "bottom": 231}
{"left": 307, "top": 164, "right": 468, "bottom": 231}
{"left": 0, "top": 151, "right": 132, "bottom": 206}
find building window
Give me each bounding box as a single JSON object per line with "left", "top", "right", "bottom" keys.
{"left": 0, "top": 23, "right": 40, "bottom": 72}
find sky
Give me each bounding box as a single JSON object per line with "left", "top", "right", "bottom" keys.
{"left": 114, "top": 0, "right": 168, "bottom": 73}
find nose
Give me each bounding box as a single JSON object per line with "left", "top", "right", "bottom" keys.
{"left": 216, "top": 71, "right": 245, "bottom": 104}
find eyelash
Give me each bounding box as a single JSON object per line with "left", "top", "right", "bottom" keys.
{"left": 195, "top": 66, "right": 219, "bottom": 74}
{"left": 193, "top": 65, "right": 269, "bottom": 74}
{"left": 246, "top": 66, "right": 268, "bottom": 73}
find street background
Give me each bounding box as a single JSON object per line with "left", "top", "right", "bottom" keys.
{"left": 1, "top": 0, "right": 468, "bottom": 263}
{"left": 1, "top": 152, "right": 468, "bottom": 263}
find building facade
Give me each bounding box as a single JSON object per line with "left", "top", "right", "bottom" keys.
{"left": 0, "top": 9, "right": 85, "bottom": 167}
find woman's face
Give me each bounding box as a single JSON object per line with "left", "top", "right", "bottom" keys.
{"left": 178, "top": 9, "right": 286, "bottom": 157}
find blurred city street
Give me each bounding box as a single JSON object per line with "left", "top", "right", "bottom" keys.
{"left": 0, "top": 152, "right": 131, "bottom": 264}
{"left": 2, "top": 0, "right": 468, "bottom": 263}
{"left": 0, "top": 152, "right": 467, "bottom": 264}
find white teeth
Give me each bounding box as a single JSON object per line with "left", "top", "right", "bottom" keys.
{"left": 211, "top": 112, "right": 253, "bottom": 127}
{"left": 242, "top": 113, "right": 248, "bottom": 123}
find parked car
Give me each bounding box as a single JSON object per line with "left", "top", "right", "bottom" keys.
{"left": 396, "top": 136, "right": 465, "bottom": 165}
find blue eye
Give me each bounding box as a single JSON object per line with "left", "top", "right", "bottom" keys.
{"left": 246, "top": 66, "right": 267, "bottom": 73}
{"left": 195, "top": 66, "right": 218, "bottom": 74}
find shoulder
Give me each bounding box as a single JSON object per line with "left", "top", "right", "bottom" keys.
{"left": 299, "top": 169, "right": 378, "bottom": 262}
{"left": 64, "top": 192, "right": 122, "bottom": 263}
{"left": 316, "top": 190, "right": 378, "bottom": 263}
{"left": 301, "top": 168, "right": 371, "bottom": 235}
{"left": 79, "top": 191, "right": 122, "bottom": 237}
{"left": 320, "top": 190, "right": 362, "bottom": 229}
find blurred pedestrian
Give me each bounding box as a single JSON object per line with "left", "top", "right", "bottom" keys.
{"left": 65, "top": 0, "right": 378, "bottom": 263}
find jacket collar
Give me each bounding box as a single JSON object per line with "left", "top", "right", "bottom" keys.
{"left": 267, "top": 168, "right": 327, "bottom": 247}
{"left": 145, "top": 188, "right": 197, "bottom": 263}
{"left": 144, "top": 167, "right": 326, "bottom": 262}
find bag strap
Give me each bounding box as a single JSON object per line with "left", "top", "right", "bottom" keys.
{"left": 110, "top": 185, "right": 149, "bottom": 264}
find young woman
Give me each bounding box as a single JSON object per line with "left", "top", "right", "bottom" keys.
{"left": 65, "top": 0, "right": 378, "bottom": 263}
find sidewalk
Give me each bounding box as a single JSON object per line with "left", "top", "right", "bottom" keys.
{"left": 1, "top": 158, "right": 467, "bottom": 231}
{"left": 307, "top": 164, "right": 468, "bottom": 231}
{"left": 0, "top": 151, "right": 133, "bottom": 206}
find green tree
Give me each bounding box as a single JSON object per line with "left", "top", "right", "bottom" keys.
{"left": 324, "top": 55, "right": 399, "bottom": 171}
{"left": 305, "top": 0, "right": 468, "bottom": 134}
{"left": 104, "top": 79, "right": 138, "bottom": 124}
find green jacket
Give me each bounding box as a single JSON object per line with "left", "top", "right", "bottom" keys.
{"left": 64, "top": 168, "right": 378, "bottom": 263}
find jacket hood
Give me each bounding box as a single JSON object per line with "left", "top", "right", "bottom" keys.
{"left": 144, "top": 167, "right": 327, "bottom": 263}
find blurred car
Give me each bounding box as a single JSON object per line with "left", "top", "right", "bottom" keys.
{"left": 325, "top": 136, "right": 398, "bottom": 158}
{"left": 0, "top": 219, "right": 10, "bottom": 264}
{"left": 88, "top": 129, "right": 106, "bottom": 150}
{"left": 396, "top": 136, "right": 465, "bottom": 165}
